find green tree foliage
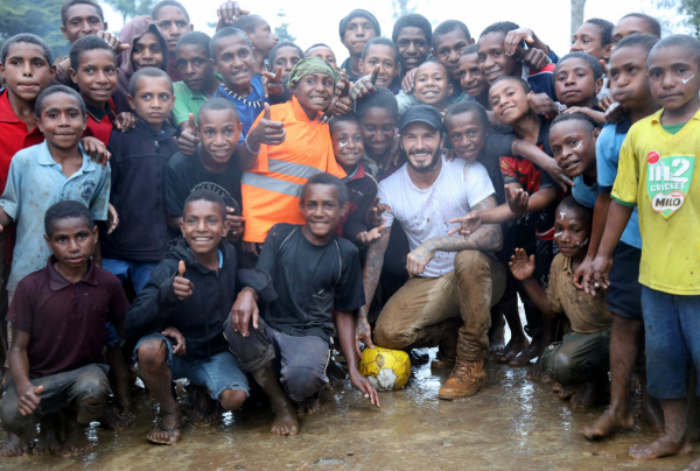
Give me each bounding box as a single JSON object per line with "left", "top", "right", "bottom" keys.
{"left": 103, "top": 0, "right": 157, "bottom": 25}
{"left": 274, "top": 10, "right": 296, "bottom": 43}
{"left": 662, "top": 0, "right": 700, "bottom": 38}
{"left": 0, "top": 0, "right": 70, "bottom": 58}
{"left": 392, "top": 0, "right": 416, "bottom": 21}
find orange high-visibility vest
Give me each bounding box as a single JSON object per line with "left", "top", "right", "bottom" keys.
{"left": 242, "top": 96, "right": 346, "bottom": 243}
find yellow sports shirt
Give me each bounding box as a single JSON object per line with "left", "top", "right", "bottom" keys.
{"left": 612, "top": 108, "right": 700, "bottom": 295}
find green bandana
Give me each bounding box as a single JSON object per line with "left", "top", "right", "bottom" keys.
{"left": 287, "top": 57, "right": 340, "bottom": 87}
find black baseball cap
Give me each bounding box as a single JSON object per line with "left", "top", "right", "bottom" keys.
{"left": 399, "top": 105, "right": 443, "bottom": 133}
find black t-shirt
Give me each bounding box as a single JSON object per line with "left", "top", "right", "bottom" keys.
{"left": 164, "top": 152, "right": 242, "bottom": 238}
{"left": 254, "top": 223, "right": 365, "bottom": 342}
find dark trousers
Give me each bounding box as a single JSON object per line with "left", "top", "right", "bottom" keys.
{"left": 541, "top": 328, "right": 611, "bottom": 388}
{"left": 0, "top": 363, "right": 110, "bottom": 440}
{"left": 224, "top": 318, "right": 330, "bottom": 402}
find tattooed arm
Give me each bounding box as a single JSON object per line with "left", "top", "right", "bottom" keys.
{"left": 355, "top": 226, "right": 391, "bottom": 354}
{"left": 406, "top": 196, "right": 503, "bottom": 276}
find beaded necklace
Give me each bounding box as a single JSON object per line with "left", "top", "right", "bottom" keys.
{"left": 222, "top": 85, "right": 263, "bottom": 108}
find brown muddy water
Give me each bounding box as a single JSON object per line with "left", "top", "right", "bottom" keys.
{"left": 1, "top": 347, "right": 697, "bottom": 471}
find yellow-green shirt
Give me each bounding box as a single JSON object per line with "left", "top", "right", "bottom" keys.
{"left": 612, "top": 108, "right": 700, "bottom": 295}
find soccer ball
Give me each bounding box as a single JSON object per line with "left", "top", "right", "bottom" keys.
{"left": 358, "top": 347, "right": 411, "bottom": 391}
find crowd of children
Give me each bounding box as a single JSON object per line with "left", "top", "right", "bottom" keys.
{"left": 0, "top": 2, "right": 698, "bottom": 468}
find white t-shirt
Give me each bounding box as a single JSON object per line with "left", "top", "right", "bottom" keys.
{"left": 379, "top": 157, "right": 495, "bottom": 278}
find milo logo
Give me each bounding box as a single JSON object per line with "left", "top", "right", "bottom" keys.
{"left": 646, "top": 151, "right": 695, "bottom": 219}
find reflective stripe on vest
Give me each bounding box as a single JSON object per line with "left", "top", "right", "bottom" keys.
{"left": 241, "top": 159, "right": 325, "bottom": 197}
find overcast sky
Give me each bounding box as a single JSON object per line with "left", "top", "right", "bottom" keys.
{"left": 102, "top": 0, "right": 680, "bottom": 63}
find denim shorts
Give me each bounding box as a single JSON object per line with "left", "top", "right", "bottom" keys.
{"left": 134, "top": 333, "right": 249, "bottom": 399}
{"left": 642, "top": 287, "right": 700, "bottom": 399}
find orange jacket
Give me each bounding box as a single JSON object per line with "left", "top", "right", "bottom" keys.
{"left": 242, "top": 96, "right": 346, "bottom": 243}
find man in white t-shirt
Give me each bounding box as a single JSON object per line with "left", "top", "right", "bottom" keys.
{"left": 357, "top": 105, "right": 506, "bottom": 400}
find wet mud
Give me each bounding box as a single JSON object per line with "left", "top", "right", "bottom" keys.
{"left": 1, "top": 347, "right": 696, "bottom": 471}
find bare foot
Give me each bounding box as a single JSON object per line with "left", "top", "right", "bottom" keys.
{"left": 60, "top": 418, "right": 93, "bottom": 457}
{"left": 571, "top": 382, "right": 599, "bottom": 409}
{"left": 33, "top": 415, "right": 63, "bottom": 456}
{"left": 558, "top": 384, "right": 578, "bottom": 401}
{"left": 1, "top": 433, "right": 30, "bottom": 457}
{"left": 99, "top": 405, "right": 134, "bottom": 431}
{"left": 191, "top": 386, "right": 219, "bottom": 427}
{"left": 525, "top": 363, "right": 549, "bottom": 382}
{"left": 628, "top": 435, "right": 692, "bottom": 460}
{"left": 583, "top": 408, "right": 635, "bottom": 440}
{"left": 147, "top": 410, "right": 182, "bottom": 445}
{"left": 510, "top": 336, "right": 544, "bottom": 367}
{"left": 296, "top": 395, "right": 321, "bottom": 415}
{"left": 271, "top": 399, "right": 299, "bottom": 436}
{"left": 488, "top": 320, "right": 506, "bottom": 357}
{"left": 641, "top": 391, "right": 665, "bottom": 436}
{"left": 499, "top": 336, "right": 530, "bottom": 364}
{"left": 685, "top": 455, "right": 700, "bottom": 470}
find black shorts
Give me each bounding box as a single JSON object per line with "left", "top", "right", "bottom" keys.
{"left": 607, "top": 241, "right": 643, "bottom": 320}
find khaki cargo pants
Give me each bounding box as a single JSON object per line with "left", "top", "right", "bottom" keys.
{"left": 374, "top": 250, "right": 506, "bottom": 361}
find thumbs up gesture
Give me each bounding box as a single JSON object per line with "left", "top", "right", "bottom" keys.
{"left": 248, "top": 103, "right": 286, "bottom": 149}
{"left": 177, "top": 113, "right": 200, "bottom": 156}
{"left": 173, "top": 261, "right": 194, "bottom": 301}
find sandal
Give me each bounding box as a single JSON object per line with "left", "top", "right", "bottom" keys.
{"left": 147, "top": 413, "right": 182, "bottom": 445}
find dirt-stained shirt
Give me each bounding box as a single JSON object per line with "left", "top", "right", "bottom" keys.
{"left": 546, "top": 253, "right": 613, "bottom": 334}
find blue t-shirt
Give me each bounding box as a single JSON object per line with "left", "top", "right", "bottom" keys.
{"left": 572, "top": 175, "right": 598, "bottom": 209}
{"left": 596, "top": 119, "right": 642, "bottom": 249}
{"left": 0, "top": 142, "right": 111, "bottom": 292}
{"left": 212, "top": 76, "right": 269, "bottom": 135}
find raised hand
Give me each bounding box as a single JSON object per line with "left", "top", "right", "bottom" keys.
{"left": 173, "top": 261, "right": 194, "bottom": 301}
{"left": 350, "top": 65, "right": 379, "bottom": 101}
{"left": 96, "top": 30, "right": 130, "bottom": 54}
{"left": 523, "top": 47, "right": 548, "bottom": 71}
{"left": 505, "top": 185, "right": 529, "bottom": 217}
{"left": 249, "top": 103, "right": 286, "bottom": 147}
{"left": 261, "top": 67, "right": 283, "bottom": 98}
{"left": 448, "top": 212, "right": 482, "bottom": 237}
{"left": 401, "top": 68, "right": 417, "bottom": 93}
{"left": 509, "top": 248, "right": 535, "bottom": 281}
{"left": 216, "top": 0, "right": 250, "bottom": 26}
{"left": 226, "top": 206, "right": 244, "bottom": 239}
{"left": 177, "top": 113, "right": 199, "bottom": 156}
{"left": 161, "top": 326, "right": 187, "bottom": 355}
{"left": 356, "top": 225, "right": 385, "bottom": 245}
{"left": 504, "top": 27, "right": 536, "bottom": 56}
{"left": 368, "top": 196, "right": 391, "bottom": 228}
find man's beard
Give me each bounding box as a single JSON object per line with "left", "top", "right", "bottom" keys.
{"left": 407, "top": 146, "right": 441, "bottom": 174}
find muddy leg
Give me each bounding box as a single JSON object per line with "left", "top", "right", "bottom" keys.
{"left": 583, "top": 316, "right": 642, "bottom": 440}
{"left": 137, "top": 339, "right": 182, "bottom": 444}
{"left": 251, "top": 365, "right": 299, "bottom": 436}
{"left": 629, "top": 399, "right": 691, "bottom": 460}
{"left": 60, "top": 409, "right": 94, "bottom": 457}
{"left": 33, "top": 413, "right": 63, "bottom": 456}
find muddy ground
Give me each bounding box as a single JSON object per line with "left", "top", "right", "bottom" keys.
{"left": 0, "top": 346, "right": 697, "bottom": 471}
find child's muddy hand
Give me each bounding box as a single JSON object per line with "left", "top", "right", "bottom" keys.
{"left": 509, "top": 248, "right": 535, "bottom": 281}
{"left": 17, "top": 384, "right": 43, "bottom": 416}
{"left": 349, "top": 371, "right": 381, "bottom": 408}
{"left": 230, "top": 288, "right": 259, "bottom": 337}
{"left": 572, "top": 255, "right": 594, "bottom": 290}
{"left": 173, "top": 261, "right": 194, "bottom": 301}
{"left": 161, "top": 327, "right": 186, "bottom": 355}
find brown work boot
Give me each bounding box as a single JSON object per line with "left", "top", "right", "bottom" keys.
{"left": 431, "top": 319, "right": 460, "bottom": 369}
{"left": 438, "top": 358, "right": 487, "bottom": 400}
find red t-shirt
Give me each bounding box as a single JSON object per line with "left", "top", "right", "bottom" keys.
{"left": 7, "top": 258, "right": 129, "bottom": 378}
{"left": 84, "top": 99, "right": 116, "bottom": 145}
{"left": 0, "top": 89, "right": 45, "bottom": 265}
